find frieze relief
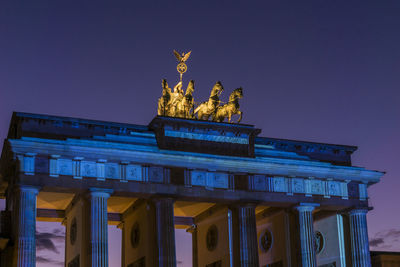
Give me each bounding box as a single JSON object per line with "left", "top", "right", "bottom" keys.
{"left": 292, "top": 178, "right": 305, "bottom": 193}
{"left": 310, "top": 179, "right": 324, "bottom": 195}
{"left": 272, "top": 177, "right": 288, "bottom": 193}
{"left": 148, "top": 166, "right": 164, "bottom": 183}
{"left": 81, "top": 161, "right": 96, "bottom": 177}
{"left": 191, "top": 170, "right": 229, "bottom": 189}
{"left": 328, "top": 181, "right": 341, "bottom": 196}
{"left": 126, "top": 164, "right": 142, "bottom": 181}
{"left": 252, "top": 175, "right": 268, "bottom": 191}
{"left": 191, "top": 170, "right": 207, "bottom": 187}
{"left": 59, "top": 159, "right": 73, "bottom": 176}
{"left": 105, "top": 163, "right": 119, "bottom": 179}
{"left": 211, "top": 172, "right": 229, "bottom": 189}
{"left": 26, "top": 156, "right": 362, "bottom": 199}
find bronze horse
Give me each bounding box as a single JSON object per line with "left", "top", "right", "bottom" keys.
{"left": 194, "top": 81, "right": 224, "bottom": 120}
{"left": 213, "top": 87, "right": 243, "bottom": 123}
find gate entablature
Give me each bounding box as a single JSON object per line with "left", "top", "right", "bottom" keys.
{"left": 149, "top": 116, "right": 261, "bottom": 157}
{"left": 0, "top": 112, "right": 383, "bottom": 209}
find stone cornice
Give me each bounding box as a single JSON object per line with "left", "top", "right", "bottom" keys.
{"left": 7, "top": 138, "right": 383, "bottom": 183}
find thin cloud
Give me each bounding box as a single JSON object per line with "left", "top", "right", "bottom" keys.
{"left": 370, "top": 228, "right": 400, "bottom": 250}
{"left": 36, "top": 229, "right": 65, "bottom": 254}
{"left": 36, "top": 256, "right": 63, "bottom": 266}
{"left": 370, "top": 238, "right": 384, "bottom": 247}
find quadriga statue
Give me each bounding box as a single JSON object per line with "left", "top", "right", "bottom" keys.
{"left": 157, "top": 78, "right": 243, "bottom": 123}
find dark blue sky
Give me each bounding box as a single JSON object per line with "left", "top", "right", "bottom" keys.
{"left": 1, "top": 1, "right": 399, "bottom": 264}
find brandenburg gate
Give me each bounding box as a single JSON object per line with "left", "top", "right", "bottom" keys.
{"left": 0, "top": 51, "right": 383, "bottom": 267}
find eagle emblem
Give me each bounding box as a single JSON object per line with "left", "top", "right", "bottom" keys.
{"left": 173, "top": 50, "right": 191, "bottom": 63}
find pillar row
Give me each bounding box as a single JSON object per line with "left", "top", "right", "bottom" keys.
{"left": 13, "top": 186, "right": 39, "bottom": 267}
{"left": 349, "top": 209, "right": 371, "bottom": 267}
{"left": 153, "top": 197, "right": 176, "bottom": 267}
{"left": 295, "top": 204, "right": 318, "bottom": 267}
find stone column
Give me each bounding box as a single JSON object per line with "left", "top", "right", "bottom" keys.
{"left": 349, "top": 209, "right": 371, "bottom": 267}
{"left": 186, "top": 224, "right": 198, "bottom": 267}
{"left": 62, "top": 218, "right": 67, "bottom": 267}
{"left": 86, "top": 188, "right": 112, "bottom": 267}
{"left": 236, "top": 203, "right": 259, "bottom": 267}
{"left": 153, "top": 198, "right": 176, "bottom": 267}
{"left": 12, "top": 186, "right": 39, "bottom": 267}
{"left": 117, "top": 222, "right": 125, "bottom": 267}
{"left": 294, "top": 204, "right": 318, "bottom": 267}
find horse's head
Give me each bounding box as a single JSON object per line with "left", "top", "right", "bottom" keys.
{"left": 229, "top": 87, "right": 243, "bottom": 101}
{"left": 187, "top": 80, "right": 195, "bottom": 93}
{"left": 162, "top": 79, "right": 171, "bottom": 93}
{"left": 235, "top": 87, "right": 243, "bottom": 98}
{"left": 211, "top": 81, "right": 224, "bottom": 96}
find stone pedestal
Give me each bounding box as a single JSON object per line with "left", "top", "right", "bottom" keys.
{"left": 349, "top": 209, "right": 371, "bottom": 267}
{"left": 295, "top": 204, "right": 318, "bottom": 267}
{"left": 12, "top": 186, "right": 39, "bottom": 267}
{"left": 235, "top": 203, "right": 259, "bottom": 267}
{"left": 153, "top": 198, "right": 177, "bottom": 267}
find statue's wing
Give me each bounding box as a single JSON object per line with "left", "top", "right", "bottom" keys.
{"left": 182, "top": 51, "right": 191, "bottom": 62}
{"left": 173, "top": 50, "right": 182, "bottom": 61}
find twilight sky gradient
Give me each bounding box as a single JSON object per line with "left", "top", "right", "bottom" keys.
{"left": 1, "top": 1, "right": 399, "bottom": 266}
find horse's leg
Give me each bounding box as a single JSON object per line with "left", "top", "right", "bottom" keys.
{"left": 237, "top": 111, "right": 242, "bottom": 123}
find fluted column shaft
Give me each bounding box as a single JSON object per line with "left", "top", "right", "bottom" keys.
{"left": 153, "top": 198, "right": 176, "bottom": 267}
{"left": 87, "top": 189, "right": 111, "bottom": 267}
{"left": 13, "top": 186, "right": 39, "bottom": 267}
{"left": 236, "top": 203, "right": 259, "bottom": 267}
{"left": 349, "top": 209, "right": 371, "bottom": 267}
{"left": 186, "top": 225, "right": 198, "bottom": 267}
{"left": 295, "top": 204, "right": 317, "bottom": 267}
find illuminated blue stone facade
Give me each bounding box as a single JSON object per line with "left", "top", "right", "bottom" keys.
{"left": 0, "top": 112, "right": 384, "bottom": 266}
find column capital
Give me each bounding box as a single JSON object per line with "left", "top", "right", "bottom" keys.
{"left": 87, "top": 187, "right": 113, "bottom": 198}
{"left": 231, "top": 200, "right": 259, "bottom": 208}
{"left": 150, "top": 195, "right": 176, "bottom": 203}
{"left": 294, "top": 203, "right": 319, "bottom": 212}
{"left": 348, "top": 207, "right": 372, "bottom": 216}
{"left": 341, "top": 206, "right": 372, "bottom": 215}
{"left": 14, "top": 185, "right": 40, "bottom": 195}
